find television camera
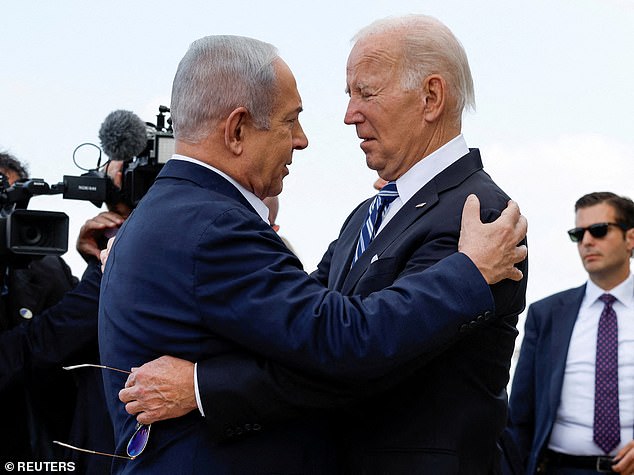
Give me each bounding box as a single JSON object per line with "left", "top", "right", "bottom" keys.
{"left": 1, "top": 106, "right": 174, "bottom": 261}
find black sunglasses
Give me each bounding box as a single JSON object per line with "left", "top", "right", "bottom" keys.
{"left": 53, "top": 363, "right": 151, "bottom": 460}
{"left": 567, "top": 222, "right": 627, "bottom": 243}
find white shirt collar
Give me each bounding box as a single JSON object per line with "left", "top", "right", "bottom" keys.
{"left": 584, "top": 272, "right": 634, "bottom": 309}
{"left": 169, "top": 154, "right": 270, "bottom": 224}
{"left": 394, "top": 134, "right": 469, "bottom": 205}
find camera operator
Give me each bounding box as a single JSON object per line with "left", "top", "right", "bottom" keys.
{"left": 0, "top": 152, "right": 78, "bottom": 463}
{"left": 0, "top": 154, "right": 130, "bottom": 472}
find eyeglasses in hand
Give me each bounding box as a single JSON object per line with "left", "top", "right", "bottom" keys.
{"left": 52, "top": 363, "right": 151, "bottom": 460}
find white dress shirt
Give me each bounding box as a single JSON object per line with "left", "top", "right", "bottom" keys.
{"left": 548, "top": 273, "right": 634, "bottom": 455}
{"left": 376, "top": 134, "right": 469, "bottom": 236}
{"left": 169, "top": 154, "right": 270, "bottom": 416}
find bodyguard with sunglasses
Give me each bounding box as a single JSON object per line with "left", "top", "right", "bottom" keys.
{"left": 506, "top": 192, "right": 634, "bottom": 474}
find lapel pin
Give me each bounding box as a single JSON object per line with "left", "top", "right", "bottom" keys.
{"left": 370, "top": 254, "right": 379, "bottom": 264}
{"left": 415, "top": 202, "right": 427, "bottom": 208}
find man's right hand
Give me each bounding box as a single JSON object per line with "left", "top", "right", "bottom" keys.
{"left": 458, "top": 194, "right": 528, "bottom": 285}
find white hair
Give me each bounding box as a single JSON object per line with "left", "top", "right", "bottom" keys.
{"left": 170, "top": 35, "right": 280, "bottom": 143}
{"left": 353, "top": 15, "right": 476, "bottom": 116}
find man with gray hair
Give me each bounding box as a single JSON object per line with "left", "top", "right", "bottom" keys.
{"left": 103, "top": 26, "right": 527, "bottom": 474}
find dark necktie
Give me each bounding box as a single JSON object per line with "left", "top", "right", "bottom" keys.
{"left": 352, "top": 181, "right": 398, "bottom": 266}
{"left": 593, "top": 293, "right": 620, "bottom": 454}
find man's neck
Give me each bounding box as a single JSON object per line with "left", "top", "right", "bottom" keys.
{"left": 589, "top": 269, "right": 631, "bottom": 291}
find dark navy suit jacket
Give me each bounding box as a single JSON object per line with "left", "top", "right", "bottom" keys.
{"left": 98, "top": 159, "right": 497, "bottom": 475}
{"left": 196, "top": 149, "right": 528, "bottom": 474}
{"left": 506, "top": 285, "right": 586, "bottom": 475}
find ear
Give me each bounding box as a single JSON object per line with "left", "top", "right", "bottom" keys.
{"left": 224, "top": 107, "right": 249, "bottom": 155}
{"left": 626, "top": 227, "right": 634, "bottom": 257}
{"left": 421, "top": 74, "right": 446, "bottom": 123}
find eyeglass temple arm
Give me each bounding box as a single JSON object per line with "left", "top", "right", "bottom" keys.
{"left": 53, "top": 440, "right": 135, "bottom": 460}
{"left": 62, "top": 363, "right": 131, "bottom": 375}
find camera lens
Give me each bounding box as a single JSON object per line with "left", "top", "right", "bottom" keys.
{"left": 20, "top": 225, "right": 43, "bottom": 245}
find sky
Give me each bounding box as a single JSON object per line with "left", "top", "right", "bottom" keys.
{"left": 2, "top": 0, "right": 633, "bottom": 345}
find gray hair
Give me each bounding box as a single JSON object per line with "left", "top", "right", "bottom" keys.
{"left": 353, "top": 15, "right": 476, "bottom": 117}
{"left": 171, "top": 35, "right": 280, "bottom": 143}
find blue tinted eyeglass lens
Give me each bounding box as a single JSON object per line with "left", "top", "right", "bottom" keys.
{"left": 127, "top": 423, "right": 151, "bottom": 458}
{"left": 568, "top": 229, "right": 584, "bottom": 242}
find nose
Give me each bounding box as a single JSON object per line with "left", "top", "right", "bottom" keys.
{"left": 293, "top": 120, "right": 308, "bottom": 150}
{"left": 344, "top": 97, "right": 363, "bottom": 125}
{"left": 579, "top": 229, "right": 595, "bottom": 246}
{"left": 291, "top": 119, "right": 308, "bottom": 150}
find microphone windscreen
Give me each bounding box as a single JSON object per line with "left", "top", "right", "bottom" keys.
{"left": 98, "top": 110, "right": 148, "bottom": 161}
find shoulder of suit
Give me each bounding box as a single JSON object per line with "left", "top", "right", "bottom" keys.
{"left": 529, "top": 285, "right": 585, "bottom": 310}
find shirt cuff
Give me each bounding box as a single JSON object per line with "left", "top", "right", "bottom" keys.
{"left": 194, "top": 362, "right": 205, "bottom": 417}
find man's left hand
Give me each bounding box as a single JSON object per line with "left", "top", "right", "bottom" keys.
{"left": 612, "top": 440, "right": 634, "bottom": 474}
{"left": 119, "top": 355, "right": 198, "bottom": 425}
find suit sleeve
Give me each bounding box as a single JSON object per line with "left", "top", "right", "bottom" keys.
{"left": 197, "top": 203, "right": 525, "bottom": 441}
{"left": 0, "top": 260, "right": 102, "bottom": 391}
{"left": 506, "top": 303, "right": 540, "bottom": 470}
{"left": 195, "top": 207, "right": 494, "bottom": 381}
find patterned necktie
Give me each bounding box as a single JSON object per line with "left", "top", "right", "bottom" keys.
{"left": 352, "top": 181, "right": 398, "bottom": 266}
{"left": 593, "top": 293, "right": 620, "bottom": 454}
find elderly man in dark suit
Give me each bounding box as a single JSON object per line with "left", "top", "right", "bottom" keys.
{"left": 506, "top": 192, "right": 634, "bottom": 475}
{"left": 97, "top": 31, "right": 526, "bottom": 474}
{"left": 116, "top": 15, "right": 528, "bottom": 475}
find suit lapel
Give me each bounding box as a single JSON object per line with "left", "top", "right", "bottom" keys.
{"left": 340, "top": 149, "right": 483, "bottom": 295}
{"left": 329, "top": 199, "right": 371, "bottom": 291}
{"left": 548, "top": 285, "right": 586, "bottom": 418}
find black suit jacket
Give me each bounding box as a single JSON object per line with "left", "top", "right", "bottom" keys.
{"left": 197, "top": 149, "right": 528, "bottom": 474}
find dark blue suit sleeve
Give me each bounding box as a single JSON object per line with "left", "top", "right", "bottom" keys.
{"left": 194, "top": 208, "right": 494, "bottom": 380}
{"left": 196, "top": 250, "right": 494, "bottom": 440}
{"left": 0, "top": 260, "right": 102, "bottom": 391}
{"left": 197, "top": 206, "right": 524, "bottom": 441}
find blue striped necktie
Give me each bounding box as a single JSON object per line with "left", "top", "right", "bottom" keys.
{"left": 352, "top": 181, "right": 398, "bottom": 266}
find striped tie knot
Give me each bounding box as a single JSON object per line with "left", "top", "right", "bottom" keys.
{"left": 352, "top": 181, "right": 398, "bottom": 265}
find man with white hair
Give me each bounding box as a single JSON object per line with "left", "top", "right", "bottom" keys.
{"left": 111, "top": 19, "right": 527, "bottom": 474}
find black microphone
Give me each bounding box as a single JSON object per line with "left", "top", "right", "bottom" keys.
{"left": 98, "top": 110, "right": 148, "bottom": 162}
